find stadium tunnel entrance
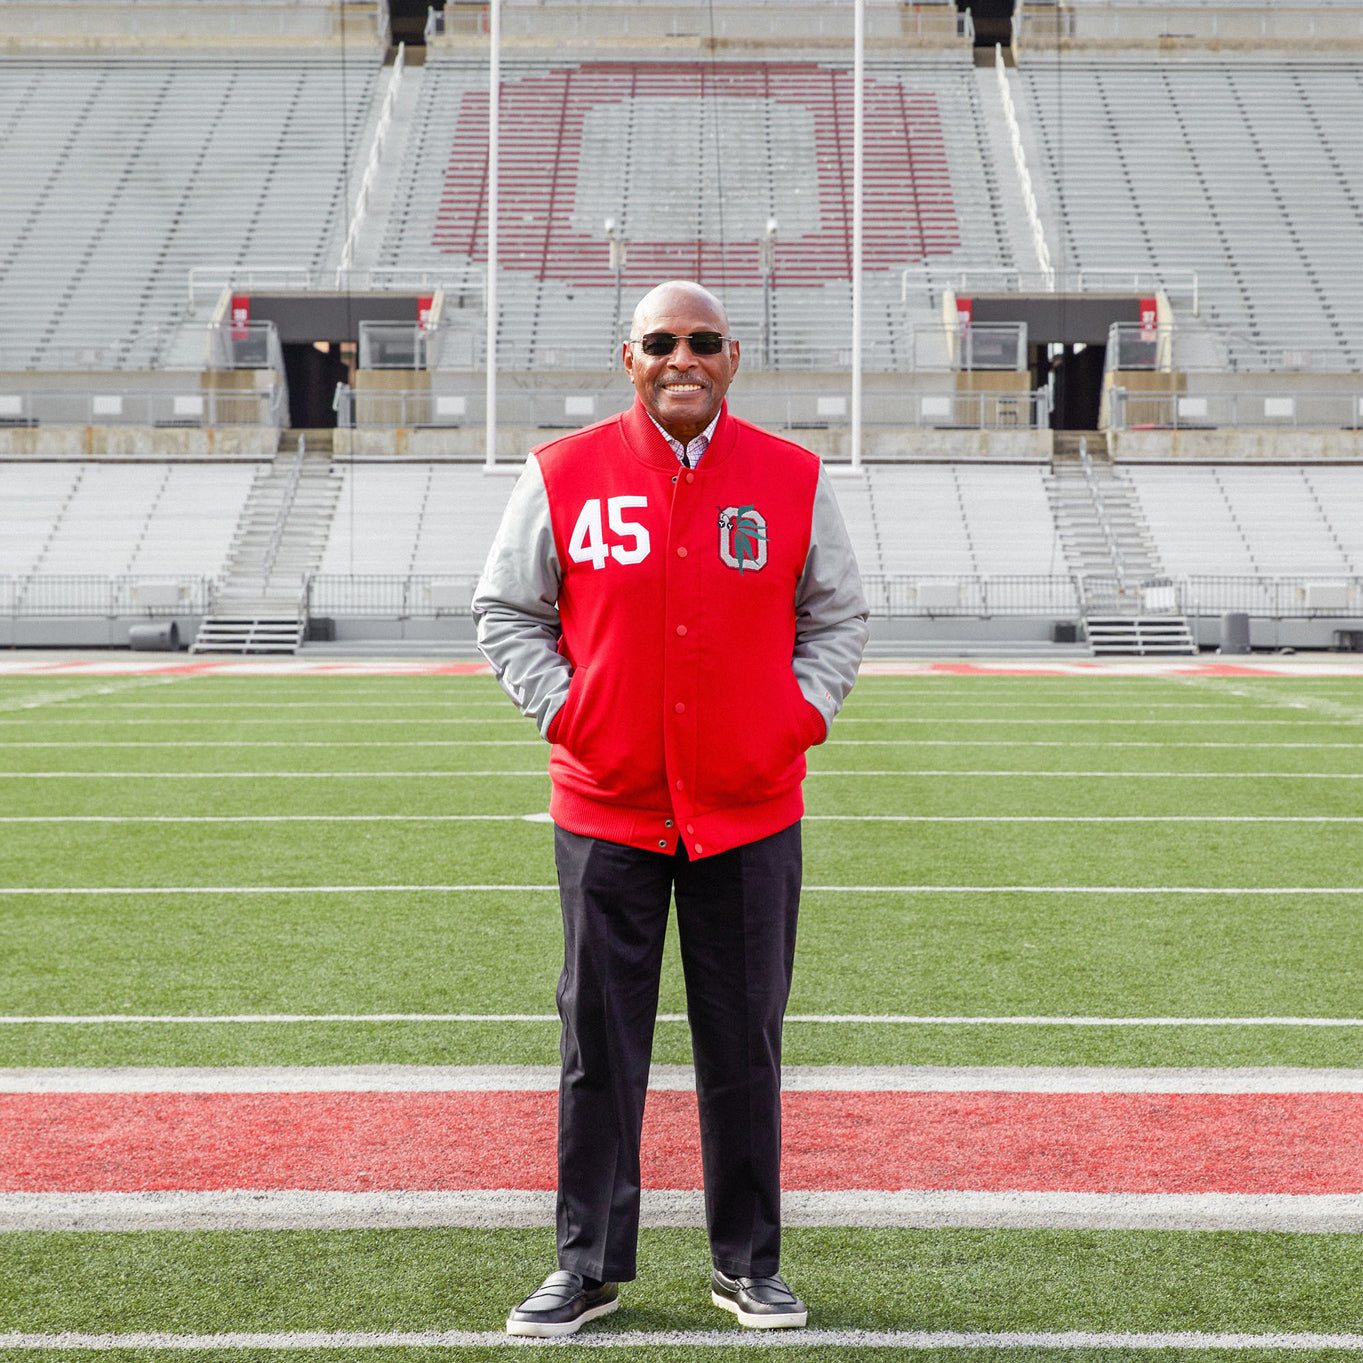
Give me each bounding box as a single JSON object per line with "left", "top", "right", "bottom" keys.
{"left": 234, "top": 293, "right": 429, "bottom": 431}
{"left": 957, "top": 293, "right": 1158, "bottom": 431}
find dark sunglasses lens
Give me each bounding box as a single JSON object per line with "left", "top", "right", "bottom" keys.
{"left": 638, "top": 332, "right": 727, "bottom": 357}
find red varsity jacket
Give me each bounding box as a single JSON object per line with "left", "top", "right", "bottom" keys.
{"left": 536, "top": 399, "right": 827, "bottom": 857}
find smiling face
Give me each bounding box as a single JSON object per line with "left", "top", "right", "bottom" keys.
{"left": 622, "top": 281, "right": 739, "bottom": 445}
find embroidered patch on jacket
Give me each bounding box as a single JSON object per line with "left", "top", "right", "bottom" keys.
{"left": 717, "top": 505, "right": 768, "bottom": 573}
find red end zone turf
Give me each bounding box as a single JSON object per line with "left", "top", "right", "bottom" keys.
{"left": 6, "top": 1090, "right": 1362, "bottom": 1195}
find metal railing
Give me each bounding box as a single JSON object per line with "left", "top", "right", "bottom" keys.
{"left": 307, "top": 574, "right": 481, "bottom": 618}
{"left": 429, "top": 1, "right": 970, "bottom": 42}
{"left": 206, "top": 320, "right": 284, "bottom": 373}
{"left": 904, "top": 267, "right": 1200, "bottom": 312}
{"left": 333, "top": 385, "right": 1053, "bottom": 431}
{"left": 338, "top": 42, "right": 405, "bottom": 273}
{"left": 6, "top": 572, "right": 1359, "bottom": 623}
{"left": 0, "top": 1, "right": 391, "bottom": 40}
{"left": 188, "top": 265, "right": 485, "bottom": 304}
{"left": 1109, "top": 388, "right": 1363, "bottom": 430}
{"left": 357, "top": 322, "right": 482, "bottom": 370}
{"left": 910, "top": 323, "right": 1028, "bottom": 371}
{"left": 1016, "top": 2, "right": 1363, "bottom": 43}
{"left": 0, "top": 385, "right": 285, "bottom": 428}
{"left": 0, "top": 576, "right": 213, "bottom": 618}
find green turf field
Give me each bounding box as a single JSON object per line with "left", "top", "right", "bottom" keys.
{"left": 1, "top": 667, "right": 1361, "bottom": 1359}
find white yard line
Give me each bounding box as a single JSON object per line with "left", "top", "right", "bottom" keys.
{"left": 0, "top": 885, "right": 1359, "bottom": 899}
{"left": 3, "top": 739, "right": 1361, "bottom": 748}
{"left": 2, "top": 1191, "right": 1362, "bottom": 1236}
{"left": 3, "top": 1064, "right": 1358, "bottom": 1093}
{"left": 1, "top": 815, "right": 1358, "bottom": 825}
{"left": 3, "top": 1014, "right": 1359, "bottom": 1027}
{"left": 0, "top": 770, "right": 1358, "bottom": 779}
{"left": 2, "top": 1325, "right": 1362, "bottom": 1349}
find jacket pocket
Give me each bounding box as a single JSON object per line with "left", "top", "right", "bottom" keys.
{"left": 552, "top": 662, "right": 664, "bottom": 801}
{"left": 694, "top": 666, "right": 811, "bottom": 809}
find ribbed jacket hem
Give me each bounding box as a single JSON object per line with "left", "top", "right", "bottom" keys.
{"left": 549, "top": 784, "right": 804, "bottom": 860}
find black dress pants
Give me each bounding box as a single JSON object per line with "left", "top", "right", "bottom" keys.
{"left": 552, "top": 821, "right": 802, "bottom": 1283}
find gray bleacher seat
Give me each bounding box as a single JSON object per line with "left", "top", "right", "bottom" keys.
{"left": 0, "top": 56, "right": 379, "bottom": 369}
{"left": 1017, "top": 57, "right": 1363, "bottom": 369}
{"left": 0, "top": 461, "right": 253, "bottom": 577}
{"left": 380, "top": 52, "right": 1014, "bottom": 370}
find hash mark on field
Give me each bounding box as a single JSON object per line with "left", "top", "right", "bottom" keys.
{"left": 2, "top": 1328, "right": 1362, "bottom": 1351}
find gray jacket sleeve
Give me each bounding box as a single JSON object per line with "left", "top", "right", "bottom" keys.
{"left": 471, "top": 456, "right": 571, "bottom": 738}
{"left": 793, "top": 465, "right": 871, "bottom": 739}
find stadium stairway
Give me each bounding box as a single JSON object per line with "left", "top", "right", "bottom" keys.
{"left": 192, "top": 438, "right": 342, "bottom": 654}
{"left": 1045, "top": 437, "right": 1196, "bottom": 655}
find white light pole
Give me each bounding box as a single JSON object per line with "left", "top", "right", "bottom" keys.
{"left": 484, "top": 0, "right": 500, "bottom": 470}
{"left": 605, "top": 217, "right": 626, "bottom": 361}
{"left": 760, "top": 216, "right": 777, "bottom": 368}
{"left": 850, "top": 0, "right": 864, "bottom": 472}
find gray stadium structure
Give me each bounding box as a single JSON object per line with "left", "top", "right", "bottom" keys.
{"left": 1, "top": 0, "right": 1361, "bottom": 656}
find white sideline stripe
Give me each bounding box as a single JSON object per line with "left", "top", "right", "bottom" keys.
{"left": 0, "top": 885, "right": 1359, "bottom": 898}
{"left": 0, "top": 771, "right": 549, "bottom": 778}
{"left": 2, "top": 770, "right": 1359, "bottom": 779}
{"left": 3, "top": 1014, "right": 1360, "bottom": 1028}
{"left": 2, "top": 815, "right": 1359, "bottom": 825}
{"left": 0, "top": 741, "right": 541, "bottom": 748}
{"left": 0, "top": 815, "right": 546, "bottom": 824}
{"left": 5, "top": 739, "right": 1362, "bottom": 750}
{"left": 3, "top": 1191, "right": 1362, "bottom": 1237}
{"left": 1, "top": 1328, "right": 1361, "bottom": 1352}
{"left": 4, "top": 1064, "right": 1359, "bottom": 1093}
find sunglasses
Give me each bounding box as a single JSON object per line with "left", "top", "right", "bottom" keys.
{"left": 630, "top": 331, "right": 731, "bottom": 357}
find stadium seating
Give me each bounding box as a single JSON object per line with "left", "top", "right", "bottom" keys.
{"left": 1016, "top": 57, "right": 1363, "bottom": 369}
{"left": 0, "top": 461, "right": 253, "bottom": 577}
{"left": 380, "top": 52, "right": 1015, "bottom": 368}
{"left": 1129, "top": 465, "right": 1360, "bottom": 576}
{"left": 0, "top": 55, "right": 379, "bottom": 369}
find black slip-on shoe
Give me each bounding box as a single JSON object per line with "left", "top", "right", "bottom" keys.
{"left": 505, "top": 1270, "right": 620, "bottom": 1337}
{"left": 710, "top": 1269, "right": 808, "bottom": 1329}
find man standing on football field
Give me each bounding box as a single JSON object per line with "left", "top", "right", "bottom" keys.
{"left": 473, "top": 279, "right": 869, "bottom": 1337}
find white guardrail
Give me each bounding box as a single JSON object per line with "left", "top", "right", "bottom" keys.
{"left": 334, "top": 385, "right": 1054, "bottom": 430}
{"left": 4, "top": 574, "right": 1360, "bottom": 623}
{"left": 1109, "top": 388, "right": 1363, "bottom": 430}
{"left": 0, "top": 387, "right": 285, "bottom": 428}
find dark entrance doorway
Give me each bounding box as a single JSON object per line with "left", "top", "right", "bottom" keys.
{"left": 962, "top": 293, "right": 1156, "bottom": 431}
{"left": 1035, "top": 342, "right": 1108, "bottom": 431}
{"left": 957, "top": 0, "right": 1013, "bottom": 49}
{"left": 282, "top": 342, "right": 353, "bottom": 429}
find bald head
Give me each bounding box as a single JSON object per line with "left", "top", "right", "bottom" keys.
{"left": 623, "top": 280, "right": 739, "bottom": 444}
{"left": 629, "top": 280, "right": 731, "bottom": 338}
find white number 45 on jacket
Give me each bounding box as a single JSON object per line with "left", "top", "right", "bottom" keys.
{"left": 568, "top": 496, "right": 651, "bottom": 570}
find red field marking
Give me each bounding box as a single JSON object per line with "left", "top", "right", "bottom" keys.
{"left": 5, "top": 1091, "right": 1361, "bottom": 1196}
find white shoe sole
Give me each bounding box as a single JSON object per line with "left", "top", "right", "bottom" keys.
{"left": 506, "top": 1295, "right": 619, "bottom": 1337}
{"left": 711, "top": 1289, "right": 808, "bottom": 1330}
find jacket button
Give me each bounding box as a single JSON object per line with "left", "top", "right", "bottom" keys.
{"left": 675, "top": 779, "right": 684, "bottom": 791}
{"left": 675, "top": 625, "right": 687, "bottom": 636}
{"left": 658, "top": 839, "right": 668, "bottom": 848}
{"left": 674, "top": 701, "right": 686, "bottom": 714}
{"left": 676, "top": 546, "right": 688, "bottom": 558}
{"left": 665, "top": 819, "right": 674, "bottom": 828}
{"left": 685, "top": 472, "right": 695, "bottom": 484}
{"left": 694, "top": 843, "right": 704, "bottom": 854}
{"left": 685, "top": 824, "right": 694, "bottom": 835}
